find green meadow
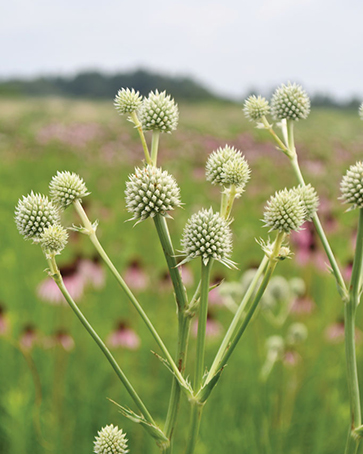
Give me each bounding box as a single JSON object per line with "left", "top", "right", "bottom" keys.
{"left": 1, "top": 97, "right": 363, "bottom": 453}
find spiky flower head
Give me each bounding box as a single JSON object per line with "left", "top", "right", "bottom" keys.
{"left": 243, "top": 95, "right": 270, "bottom": 121}
{"left": 40, "top": 224, "right": 68, "bottom": 257}
{"left": 267, "top": 276, "right": 290, "bottom": 302}
{"left": 49, "top": 171, "right": 89, "bottom": 210}
{"left": 263, "top": 188, "right": 306, "bottom": 233}
{"left": 271, "top": 82, "right": 310, "bottom": 121}
{"left": 15, "top": 192, "right": 60, "bottom": 242}
{"left": 139, "top": 90, "right": 178, "bottom": 133}
{"left": 206, "top": 145, "right": 250, "bottom": 189}
{"left": 114, "top": 88, "right": 143, "bottom": 115}
{"left": 287, "top": 322, "right": 308, "bottom": 345}
{"left": 292, "top": 184, "right": 319, "bottom": 221}
{"left": 125, "top": 165, "right": 181, "bottom": 222}
{"left": 340, "top": 162, "right": 363, "bottom": 209}
{"left": 180, "top": 208, "right": 235, "bottom": 267}
{"left": 94, "top": 424, "right": 128, "bottom": 454}
{"left": 359, "top": 102, "right": 363, "bottom": 120}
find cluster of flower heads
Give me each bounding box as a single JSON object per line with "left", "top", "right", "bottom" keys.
{"left": 243, "top": 82, "right": 310, "bottom": 122}
{"left": 125, "top": 165, "right": 182, "bottom": 222}
{"left": 15, "top": 171, "right": 90, "bottom": 257}
{"left": 206, "top": 145, "right": 250, "bottom": 193}
{"left": 263, "top": 185, "right": 319, "bottom": 234}
{"left": 94, "top": 424, "right": 129, "bottom": 454}
{"left": 114, "top": 88, "right": 179, "bottom": 133}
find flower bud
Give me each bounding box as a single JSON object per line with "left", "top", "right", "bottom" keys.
{"left": 340, "top": 162, "right": 363, "bottom": 209}
{"left": 263, "top": 188, "right": 306, "bottom": 233}
{"left": 271, "top": 82, "right": 310, "bottom": 121}
{"left": 292, "top": 184, "right": 319, "bottom": 221}
{"left": 125, "top": 165, "right": 181, "bottom": 222}
{"left": 180, "top": 207, "right": 235, "bottom": 267}
{"left": 49, "top": 171, "right": 89, "bottom": 210}
{"left": 287, "top": 322, "right": 308, "bottom": 345}
{"left": 139, "top": 90, "right": 178, "bottom": 133}
{"left": 114, "top": 88, "right": 143, "bottom": 115}
{"left": 15, "top": 192, "right": 60, "bottom": 241}
{"left": 40, "top": 224, "right": 68, "bottom": 257}
{"left": 243, "top": 95, "right": 270, "bottom": 121}
{"left": 206, "top": 145, "right": 250, "bottom": 189}
{"left": 93, "top": 424, "right": 128, "bottom": 454}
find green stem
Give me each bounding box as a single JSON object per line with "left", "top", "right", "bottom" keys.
{"left": 216, "top": 232, "right": 284, "bottom": 372}
{"left": 73, "top": 201, "right": 187, "bottom": 390}
{"left": 206, "top": 254, "right": 269, "bottom": 381}
{"left": 46, "top": 255, "right": 157, "bottom": 429}
{"left": 151, "top": 130, "right": 160, "bottom": 166}
{"left": 195, "top": 260, "right": 213, "bottom": 389}
{"left": 261, "top": 116, "right": 291, "bottom": 156}
{"left": 130, "top": 111, "right": 152, "bottom": 165}
{"left": 344, "top": 208, "right": 363, "bottom": 454}
{"left": 289, "top": 155, "right": 348, "bottom": 299}
{"left": 184, "top": 402, "right": 204, "bottom": 454}
{"left": 223, "top": 185, "right": 237, "bottom": 220}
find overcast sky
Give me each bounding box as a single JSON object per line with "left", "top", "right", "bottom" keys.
{"left": 2, "top": 0, "right": 363, "bottom": 99}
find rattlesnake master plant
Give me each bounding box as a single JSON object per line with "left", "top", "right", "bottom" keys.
{"left": 49, "top": 171, "right": 89, "bottom": 210}
{"left": 15, "top": 192, "right": 60, "bottom": 241}
{"left": 125, "top": 165, "right": 182, "bottom": 222}
{"left": 179, "top": 207, "right": 235, "bottom": 267}
{"left": 206, "top": 145, "right": 250, "bottom": 189}
{"left": 263, "top": 188, "right": 306, "bottom": 233}
{"left": 94, "top": 425, "right": 129, "bottom": 454}
{"left": 271, "top": 82, "right": 311, "bottom": 121}
{"left": 139, "top": 90, "right": 179, "bottom": 133}
{"left": 114, "top": 88, "right": 143, "bottom": 115}
{"left": 40, "top": 224, "right": 68, "bottom": 257}
{"left": 243, "top": 95, "right": 270, "bottom": 121}
{"left": 292, "top": 184, "right": 319, "bottom": 221}
{"left": 340, "top": 162, "right": 363, "bottom": 209}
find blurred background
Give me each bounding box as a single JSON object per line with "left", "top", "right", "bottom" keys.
{"left": 2, "top": 1, "right": 363, "bottom": 453}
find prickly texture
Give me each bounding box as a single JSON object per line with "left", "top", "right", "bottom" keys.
{"left": 114, "top": 88, "right": 143, "bottom": 115}
{"left": 243, "top": 95, "right": 270, "bottom": 121}
{"left": 94, "top": 424, "right": 128, "bottom": 454}
{"left": 263, "top": 188, "right": 306, "bottom": 233}
{"left": 271, "top": 82, "right": 310, "bottom": 121}
{"left": 340, "top": 162, "right": 363, "bottom": 209}
{"left": 139, "top": 90, "right": 178, "bottom": 133}
{"left": 49, "top": 171, "right": 89, "bottom": 210}
{"left": 206, "top": 145, "right": 250, "bottom": 189}
{"left": 125, "top": 165, "right": 181, "bottom": 222}
{"left": 292, "top": 184, "right": 319, "bottom": 221}
{"left": 180, "top": 207, "right": 235, "bottom": 267}
{"left": 15, "top": 192, "right": 60, "bottom": 241}
{"left": 40, "top": 224, "right": 68, "bottom": 256}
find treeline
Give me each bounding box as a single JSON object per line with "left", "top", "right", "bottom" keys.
{"left": 0, "top": 69, "right": 361, "bottom": 108}
{"left": 0, "top": 69, "right": 218, "bottom": 102}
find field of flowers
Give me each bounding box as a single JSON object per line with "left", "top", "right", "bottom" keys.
{"left": 1, "top": 97, "right": 363, "bottom": 453}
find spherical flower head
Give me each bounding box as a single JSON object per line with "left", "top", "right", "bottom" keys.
{"left": 221, "top": 155, "right": 251, "bottom": 189}
{"left": 266, "top": 335, "right": 284, "bottom": 356}
{"left": 114, "top": 88, "right": 143, "bottom": 115}
{"left": 271, "top": 82, "right": 310, "bottom": 121}
{"left": 40, "top": 224, "right": 68, "bottom": 257}
{"left": 263, "top": 188, "right": 306, "bottom": 233}
{"left": 340, "top": 162, "right": 363, "bottom": 209}
{"left": 267, "top": 276, "right": 290, "bottom": 301}
{"left": 139, "top": 90, "right": 179, "bottom": 133}
{"left": 292, "top": 184, "right": 319, "bottom": 221}
{"left": 94, "top": 424, "right": 128, "bottom": 454}
{"left": 49, "top": 171, "right": 89, "bottom": 210}
{"left": 180, "top": 208, "right": 235, "bottom": 268}
{"left": 359, "top": 102, "right": 363, "bottom": 120}
{"left": 206, "top": 145, "right": 250, "bottom": 189}
{"left": 287, "top": 322, "right": 308, "bottom": 345}
{"left": 243, "top": 95, "right": 270, "bottom": 121}
{"left": 125, "top": 165, "right": 181, "bottom": 222}
{"left": 15, "top": 192, "right": 60, "bottom": 242}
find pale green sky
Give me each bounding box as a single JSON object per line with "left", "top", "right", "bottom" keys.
{"left": 1, "top": 0, "right": 362, "bottom": 99}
